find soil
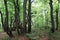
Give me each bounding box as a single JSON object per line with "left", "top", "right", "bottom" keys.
{"left": 0, "top": 32, "right": 49, "bottom": 40}
{"left": 0, "top": 32, "right": 8, "bottom": 38}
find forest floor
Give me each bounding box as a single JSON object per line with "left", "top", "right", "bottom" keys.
{"left": 0, "top": 32, "right": 8, "bottom": 38}
{"left": 0, "top": 28, "right": 60, "bottom": 40}
{"left": 0, "top": 31, "right": 49, "bottom": 40}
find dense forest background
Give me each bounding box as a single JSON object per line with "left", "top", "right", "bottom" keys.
{"left": 0, "top": 0, "right": 60, "bottom": 40}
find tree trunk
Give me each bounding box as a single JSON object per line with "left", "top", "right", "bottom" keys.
{"left": 10, "top": 16, "right": 13, "bottom": 31}
{"left": 4, "top": 0, "right": 13, "bottom": 37}
{"left": 14, "top": 0, "right": 21, "bottom": 35}
{"left": 56, "top": 0, "right": 59, "bottom": 31}
{"left": 49, "top": 0, "right": 55, "bottom": 33}
{"left": 0, "top": 11, "right": 3, "bottom": 25}
{"left": 56, "top": 8, "right": 59, "bottom": 30}
{"left": 28, "top": 0, "right": 31, "bottom": 33}
{"left": 23, "top": 0, "right": 27, "bottom": 33}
